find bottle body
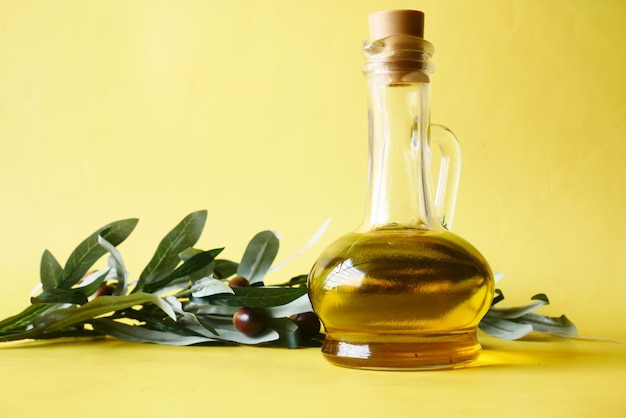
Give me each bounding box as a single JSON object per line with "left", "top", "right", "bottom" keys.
{"left": 309, "top": 227, "right": 493, "bottom": 369}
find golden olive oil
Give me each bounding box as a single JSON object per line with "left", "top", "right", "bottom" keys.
{"left": 308, "top": 227, "right": 493, "bottom": 369}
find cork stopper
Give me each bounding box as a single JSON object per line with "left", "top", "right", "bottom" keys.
{"left": 368, "top": 10, "right": 425, "bottom": 41}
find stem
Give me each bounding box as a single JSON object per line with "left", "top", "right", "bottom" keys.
{"left": 174, "top": 289, "right": 191, "bottom": 298}
{"left": 0, "top": 327, "right": 102, "bottom": 343}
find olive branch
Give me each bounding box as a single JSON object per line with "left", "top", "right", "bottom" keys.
{"left": 0, "top": 210, "right": 576, "bottom": 348}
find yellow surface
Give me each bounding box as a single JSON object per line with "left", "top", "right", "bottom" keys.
{"left": 1, "top": 1, "right": 626, "bottom": 415}
{"left": 1, "top": 335, "right": 625, "bottom": 417}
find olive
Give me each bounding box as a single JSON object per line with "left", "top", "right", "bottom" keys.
{"left": 94, "top": 283, "right": 115, "bottom": 297}
{"left": 289, "top": 312, "right": 321, "bottom": 339}
{"left": 232, "top": 307, "right": 267, "bottom": 336}
{"left": 229, "top": 276, "right": 250, "bottom": 287}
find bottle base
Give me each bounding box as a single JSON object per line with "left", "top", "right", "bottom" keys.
{"left": 321, "top": 331, "right": 482, "bottom": 370}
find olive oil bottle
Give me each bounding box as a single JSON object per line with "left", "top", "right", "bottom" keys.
{"left": 308, "top": 10, "right": 494, "bottom": 370}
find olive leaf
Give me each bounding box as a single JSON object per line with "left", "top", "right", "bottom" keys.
{"left": 190, "top": 277, "right": 234, "bottom": 298}
{"left": 268, "top": 317, "right": 301, "bottom": 349}
{"left": 0, "top": 304, "right": 53, "bottom": 334}
{"left": 514, "top": 313, "right": 578, "bottom": 337}
{"left": 178, "top": 247, "right": 215, "bottom": 281}
{"left": 32, "top": 288, "right": 88, "bottom": 305}
{"left": 275, "top": 274, "right": 308, "bottom": 288}
{"left": 186, "top": 291, "right": 312, "bottom": 319}
{"left": 487, "top": 293, "right": 549, "bottom": 319}
{"left": 97, "top": 235, "right": 129, "bottom": 296}
{"left": 479, "top": 291, "right": 578, "bottom": 340}
{"left": 236, "top": 231, "right": 279, "bottom": 284}
{"left": 199, "top": 286, "right": 308, "bottom": 308}
{"left": 57, "top": 218, "right": 139, "bottom": 290}
{"left": 134, "top": 210, "right": 207, "bottom": 292}
{"left": 73, "top": 269, "right": 110, "bottom": 297}
{"left": 33, "top": 234, "right": 132, "bottom": 305}
{"left": 213, "top": 259, "right": 239, "bottom": 280}
{"left": 183, "top": 302, "right": 239, "bottom": 316}
{"left": 40, "top": 250, "right": 62, "bottom": 291}
{"left": 478, "top": 315, "right": 534, "bottom": 340}
{"left": 187, "top": 315, "right": 279, "bottom": 345}
{"left": 33, "top": 292, "right": 176, "bottom": 331}
{"left": 491, "top": 288, "right": 505, "bottom": 305}
{"left": 265, "top": 294, "right": 313, "bottom": 318}
{"left": 91, "top": 319, "right": 217, "bottom": 346}
{"left": 142, "top": 248, "right": 223, "bottom": 294}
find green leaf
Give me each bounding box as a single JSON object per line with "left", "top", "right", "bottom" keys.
{"left": 193, "top": 315, "right": 220, "bottom": 336}
{"left": 275, "top": 274, "right": 309, "bottom": 288}
{"left": 491, "top": 288, "right": 505, "bottom": 306}
{"left": 190, "top": 277, "right": 234, "bottom": 298}
{"left": 139, "top": 302, "right": 221, "bottom": 337}
{"left": 0, "top": 328, "right": 102, "bottom": 342}
{"left": 134, "top": 210, "right": 207, "bottom": 292}
{"left": 57, "top": 218, "right": 139, "bottom": 290}
{"left": 482, "top": 291, "right": 578, "bottom": 340}
{"left": 74, "top": 269, "right": 110, "bottom": 297}
{"left": 201, "top": 286, "right": 308, "bottom": 308}
{"left": 116, "top": 305, "right": 210, "bottom": 336}
{"left": 0, "top": 304, "right": 55, "bottom": 333}
{"left": 40, "top": 250, "right": 62, "bottom": 291}
{"left": 530, "top": 293, "right": 550, "bottom": 303}
{"left": 142, "top": 248, "right": 223, "bottom": 293}
{"left": 97, "top": 235, "right": 129, "bottom": 296}
{"left": 178, "top": 247, "right": 214, "bottom": 281}
{"left": 91, "top": 319, "right": 217, "bottom": 346}
{"left": 514, "top": 313, "right": 578, "bottom": 337}
{"left": 184, "top": 302, "right": 238, "bottom": 316}
{"left": 268, "top": 317, "right": 300, "bottom": 349}
{"left": 187, "top": 315, "right": 279, "bottom": 345}
{"left": 166, "top": 248, "right": 222, "bottom": 280}
{"left": 236, "top": 231, "right": 279, "bottom": 284}
{"left": 0, "top": 329, "right": 52, "bottom": 342}
{"left": 178, "top": 247, "right": 203, "bottom": 260}
{"left": 265, "top": 294, "right": 313, "bottom": 318}
{"left": 487, "top": 295, "right": 549, "bottom": 319}
{"left": 479, "top": 315, "right": 534, "bottom": 340}
{"left": 32, "top": 292, "right": 176, "bottom": 332}
{"left": 32, "top": 288, "right": 89, "bottom": 305}
{"left": 213, "top": 259, "right": 238, "bottom": 280}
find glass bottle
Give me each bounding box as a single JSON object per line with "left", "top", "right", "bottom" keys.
{"left": 308, "top": 10, "right": 494, "bottom": 370}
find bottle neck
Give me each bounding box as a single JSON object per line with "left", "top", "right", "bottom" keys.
{"left": 359, "top": 36, "right": 440, "bottom": 231}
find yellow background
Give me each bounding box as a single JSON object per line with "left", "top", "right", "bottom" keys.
{"left": 1, "top": 0, "right": 625, "bottom": 344}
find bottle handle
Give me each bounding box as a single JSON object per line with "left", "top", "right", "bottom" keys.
{"left": 429, "top": 124, "right": 461, "bottom": 230}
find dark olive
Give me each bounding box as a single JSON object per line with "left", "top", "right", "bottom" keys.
{"left": 289, "top": 312, "right": 321, "bottom": 339}
{"left": 229, "top": 276, "right": 250, "bottom": 287}
{"left": 233, "top": 307, "right": 267, "bottom": 336}
{"left": 94, "top": 283, "right": 115, "bottom": 297}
